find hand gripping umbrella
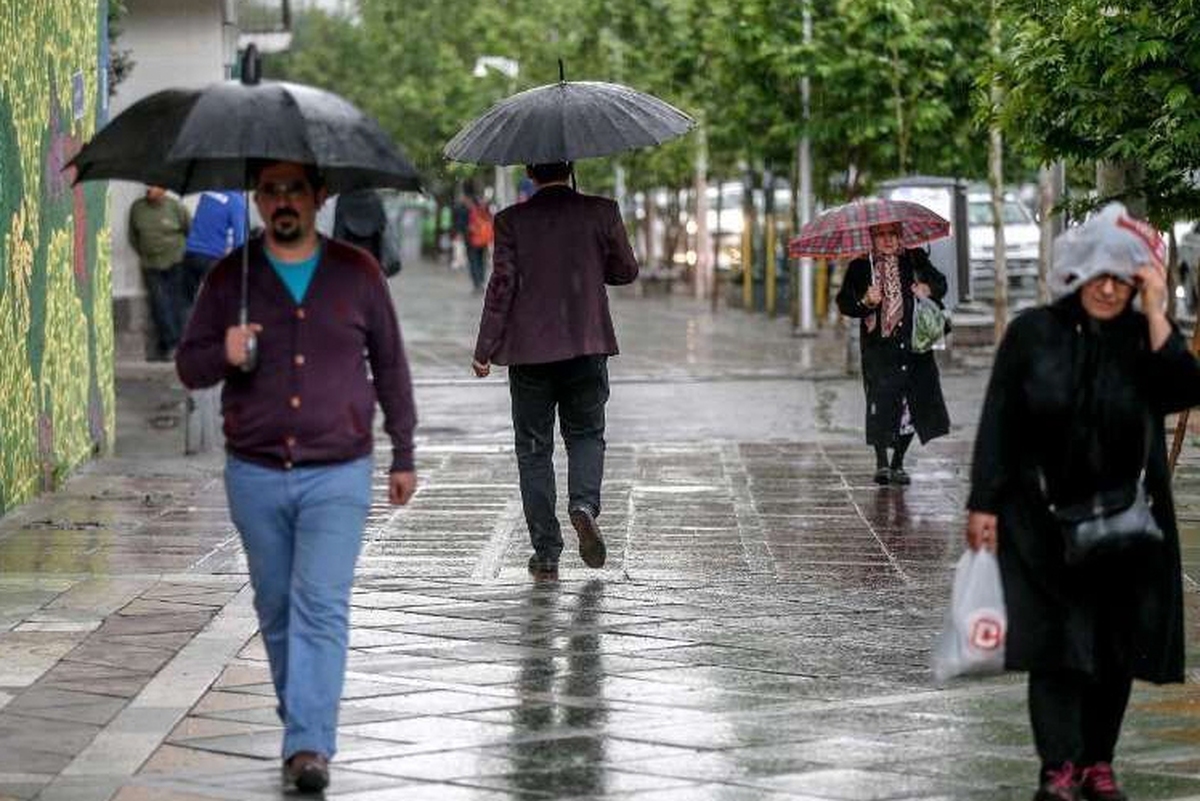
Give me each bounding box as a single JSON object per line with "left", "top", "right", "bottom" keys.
{"left": 444, "top": 61, "right": 696, "bottom": 166}
{"left": 69, "top": 46, "right": 422, "bottom": 370}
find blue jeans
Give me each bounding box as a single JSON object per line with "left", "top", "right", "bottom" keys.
{"left": 224, "top": 455, "right": 373, "bottom": 760}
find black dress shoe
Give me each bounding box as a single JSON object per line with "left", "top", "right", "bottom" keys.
{"left": 889, "top": 467, "right": 911, "bottom": 485}
{"left": 283, "top": 751, "right": 329, "bottom": 793}
{"left": 873, "top": 466, "right": 891, "bottom": 485}
{"left": 569, "top": 505, "right": 607, "bottom": 568}
{"left": 528, "top": 554, "right": 559, "bottom": 580}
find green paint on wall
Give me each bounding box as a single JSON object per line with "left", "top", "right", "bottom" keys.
{"left": 0, "top": 1, "right": 113, "bottom": 515}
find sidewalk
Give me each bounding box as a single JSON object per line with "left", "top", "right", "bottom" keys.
{"left": 0, "top": 259, "right": 1197, "bottom": 801}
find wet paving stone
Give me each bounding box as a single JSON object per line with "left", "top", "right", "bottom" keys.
{"left": 2, "top": 262, "right": 1199, "bottom": 799}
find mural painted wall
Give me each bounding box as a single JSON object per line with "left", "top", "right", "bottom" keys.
{"left": 0, "top": 1, "right": 114, "bottom": 515}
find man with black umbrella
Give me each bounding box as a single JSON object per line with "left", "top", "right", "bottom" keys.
{"left": 176, "top": 160, "right": 417, "bottom": 793}
{"left": 471, "top": 161, "right": 639, "bottom": 579}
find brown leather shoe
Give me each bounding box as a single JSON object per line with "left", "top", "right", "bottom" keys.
{"left": 283, "top": 751, "right": 329, "bottom": 793}
{"left": 570, "top": 505, "right": 606, "bottom": 568}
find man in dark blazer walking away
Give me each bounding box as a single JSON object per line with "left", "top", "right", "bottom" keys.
{"left": 472, "top": 162, "right": 639, "bottom": 579}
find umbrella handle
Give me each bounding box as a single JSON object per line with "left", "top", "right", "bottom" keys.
{"left": 239, "top": 187, "right": 258, "bottom": 373}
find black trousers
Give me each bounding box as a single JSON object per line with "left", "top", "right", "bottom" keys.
{"left": 508, "top": 355, "right": 609, "bottom": 560}
{"left": 1028, "top": 669, "right": 1133, "bottom": 767}
{"left": 180, "top": 253, "right": 217, "bottom": 330}
{"left": 142, "top": 265, "right": 182, "bottom": 356}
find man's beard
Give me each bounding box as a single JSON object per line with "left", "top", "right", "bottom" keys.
{"left": 271, "top": 211, "right": 302, "bottom": 243}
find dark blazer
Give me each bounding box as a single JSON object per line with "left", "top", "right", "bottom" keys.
{"left": 835, "top": 249, "right": 950, "bottom": 445}
{"left": 969, "top": 295, "right": 1200, "bottom": 682}
{"left": 473, "top": 185, "right": 639, "bottom": 366}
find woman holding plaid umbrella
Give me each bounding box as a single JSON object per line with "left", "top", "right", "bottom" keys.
{"left": 806, "top": 200, "right": 951, "bottom": 485}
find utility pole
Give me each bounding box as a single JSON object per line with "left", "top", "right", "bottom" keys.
{"left": 796, "top": 0, "right": 816, "bottom": 335}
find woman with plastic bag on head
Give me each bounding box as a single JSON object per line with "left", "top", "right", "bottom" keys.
{"left": 965, "top": 203, "right": 1200, "bottom": 801}
{"left": 836, "top": 222, "right": 951, "bottom": 485}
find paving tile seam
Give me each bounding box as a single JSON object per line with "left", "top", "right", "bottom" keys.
{"left": 47, "top": 584, "right": 257, "bottom": 800}
{"left": 471, "top": 500, "right": 524, "bottom": 582}
{"left": 721, "top": 443, "right": 780, "bottom": 579}
{"left": 815, "top": 442, "right": 913, "bottom": 586}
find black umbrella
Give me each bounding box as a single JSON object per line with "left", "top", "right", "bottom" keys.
{"left": 68, "top": 51, "right": 421, "bottom": 194}
{"left": 69, "top": 48, "right": 420, "bottom": 371}
{"left": 444, "top": 63, "right": 695, "bottom": 166}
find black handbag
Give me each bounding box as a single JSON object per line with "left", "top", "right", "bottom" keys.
{"left": 1039, "top": 415, "right": 1163, "bottom": 565}
{"left": 1048, "top": 477, "right": 1163, "bottom": 565}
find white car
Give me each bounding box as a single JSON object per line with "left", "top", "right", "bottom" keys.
{"left": 968, "top": 193, "right": 1041, "bottom": 298}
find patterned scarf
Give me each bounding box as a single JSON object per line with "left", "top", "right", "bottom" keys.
{"left": 866, "top": 252, "right": 904, "bottom": 337}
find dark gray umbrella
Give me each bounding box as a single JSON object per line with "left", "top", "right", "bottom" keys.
{"left": 68, "top": 64, "right": 421, "bottom": 194}
{"left": 444, "top": 68, "right": 695, "bottom": 165}
{"left": 69, "top": 48, "right": 420, "bottom": 371}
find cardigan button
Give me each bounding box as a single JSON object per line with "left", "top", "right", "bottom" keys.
{"left": 294, "top": 354, "right": 306, "bottom": 367}
{"left": 285, "top": 436, "right": 297, "bottom": 448}
{"left": 284, "top": 460, "right": 293, "bottom": 470}
{"left": 289, "top": 396, "right": 301, "bottom": 409}
{"left": 296, "top": 308, "right": 306, "bottom": 320}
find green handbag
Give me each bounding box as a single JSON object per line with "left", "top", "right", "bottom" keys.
{"left": 912, "top": 295, "right": 947, "bottom": 353}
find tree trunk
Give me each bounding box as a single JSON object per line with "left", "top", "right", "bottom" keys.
{"left": 988, "top": 5, "right": 1008, "bottom": 342}
{"left": 693, "top": 122, "right": 712, "bottom": 300}
{"left": 712, "top": 180, "right": 724, "bottom": 311}
{"left": 889, "top": 42, "right": 908, "bottom": 174}
{"left": 1036, "top": 163, "right": 1062, "bottom": 305}
{"left": 644, "top": 192, "right": 657, "bottom": 271}
{"left": 1096, "top": 159, "right": 1148, "bottom": 219}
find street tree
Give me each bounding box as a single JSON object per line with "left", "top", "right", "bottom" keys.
{"left": 997, "top": 0, "right": 1200, "bottom": 226}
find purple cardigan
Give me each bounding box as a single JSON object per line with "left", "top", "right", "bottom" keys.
{"left": 474, "top": 185, "right": 639, "bottom": 366}
{"left": 176, "top": 237, "right": 416, "bottom": 473}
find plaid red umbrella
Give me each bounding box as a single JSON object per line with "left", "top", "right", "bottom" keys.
{"left": 788, "top": 198, "right": 950, "bottom": 259}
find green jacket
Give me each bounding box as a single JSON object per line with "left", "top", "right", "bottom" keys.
{"left": 128, "top": 196, "right": 190, "bottom": 270}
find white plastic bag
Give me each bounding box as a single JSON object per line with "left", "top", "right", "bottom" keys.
{"left": 931, "top": 549, "right": 1007, "bottom": 681}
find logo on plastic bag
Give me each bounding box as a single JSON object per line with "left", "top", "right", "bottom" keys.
{"left": 967, "top": 609, "right": 1005, "bottom": 652}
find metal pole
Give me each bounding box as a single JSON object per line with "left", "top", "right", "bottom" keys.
{"left": 797, "top": 1, "right": 816, "bottom": 335}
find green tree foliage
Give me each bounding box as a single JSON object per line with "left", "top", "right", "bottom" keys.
{"left": 267, "top": 0, "right": 992, "bottom": 201}
{"left": 997, "top": 0, "right": 1200, "bottom": 224}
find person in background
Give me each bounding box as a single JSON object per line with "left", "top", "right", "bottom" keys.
{"left": 835, "top": 222, "right": 950, "bottom": 485}
{"left": 471, "top": 161, "right": 638, "bottom": 580}
{"left": 453, "top": 180, "right": 493, "bottom": 293}
{"left": 966, "top": 203, "right": 1199, "bottom": 801}
{"left": 128, "top": 185, "right": 190, "bottom": 360}
{"left": 181, "top": 190, "right": 247, "bottom": 322}
{"left": 333, "top": 188, "right": 401, "bottom": 276}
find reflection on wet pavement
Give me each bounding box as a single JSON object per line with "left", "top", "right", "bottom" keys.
{"left": 0, "top": 260, "right": 1196, "bottom": 800}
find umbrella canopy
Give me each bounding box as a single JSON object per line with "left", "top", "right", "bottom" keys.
{"left": 788, "top": 198, "right": 950, "bottom": 259}
{"left": 444, "top": 74, "right": 695, "bottom": 166}
{"left": 68, "top": 60, "right": 420, "bottom": 194}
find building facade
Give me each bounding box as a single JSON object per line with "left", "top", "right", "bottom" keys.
{"left": 0, "top": 1, "right": 114, "bottom": 514}
{"left": 108, "top": 0, "right": 240, "bottom": 357}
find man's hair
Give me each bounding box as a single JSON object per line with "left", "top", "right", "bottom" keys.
{"left": 247, "top": 159, "right": 325, "bottom": 192}
{"left": 462, "top": 179, "right": 477, "bottom": 198}
{"left": 527, "top": 162, "right": 573, "bottom": 184}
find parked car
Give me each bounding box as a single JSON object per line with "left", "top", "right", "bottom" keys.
{"left": 967, "top": 192, "right": 1040, "bottom": 301}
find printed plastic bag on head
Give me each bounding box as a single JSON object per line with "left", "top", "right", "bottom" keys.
{"left": 932, "top": 549, "right": 1007, "bottom": 682}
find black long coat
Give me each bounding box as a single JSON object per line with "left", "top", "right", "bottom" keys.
{"left": 836, "top": 249, "right": 951, "bottom": 446}
{"left": 968, "top": 294, "right": 1200, "bottom": 682}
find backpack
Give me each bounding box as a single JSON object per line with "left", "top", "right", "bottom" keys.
{"left": 466, "top": 201, "right": 494, "bottom": 248}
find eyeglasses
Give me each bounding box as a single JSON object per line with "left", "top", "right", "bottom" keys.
{"left": 255, "top": 180, "right": 311, "bottom": 201}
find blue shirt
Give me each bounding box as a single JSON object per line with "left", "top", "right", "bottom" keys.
{"left": 266, "top": 246, "right": 321, "bottom": 304}
{"left": 185, "top": 191, "right": 247, "bottom": 259}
